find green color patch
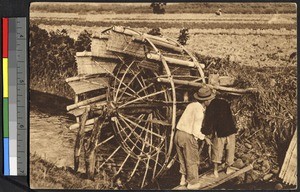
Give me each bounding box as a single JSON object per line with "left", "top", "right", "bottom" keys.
{"left": 3, "top": 99, "right": 9, "bottom": 137}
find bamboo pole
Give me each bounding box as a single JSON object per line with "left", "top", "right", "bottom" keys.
{"left": 98, "top": 146, "right": 121, "bottom": 170}
{"left": 112, "top": 26, "right": 178, "bottom": 47}
{"left": 133, "top": 36, "right": 183, "bottom": 53}
{"left": 67, "top": 95, "right": 106, "bottom": 111}
{"left": 144, "top": 37, "right": 176, "bottom": 167}
{"left": 147, "top": 53, "right": 206, "bottom": 68}
{"left": 69, "top": 118, "right": 97, "bottom": 130}
{"left": 157, "top": 77, "right": 257, "bottom": 94}
{"left": 96, "top": 135, "right": 114, "bottom": 149}
{"left": 68, "top": 103, "right": 107, "bottom": 117}
{"left": 66, "top": 74, "right": 106, "bottom": 83}
{"left": 141, "top": 156, "right": 150, "bottom": 188}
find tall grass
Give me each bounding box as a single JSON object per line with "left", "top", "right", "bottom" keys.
{"left": 196, "top": 53, "right": 297, "bottom": 167}
{"left": 30, "top": 153, "right": 110, "bottom": 189}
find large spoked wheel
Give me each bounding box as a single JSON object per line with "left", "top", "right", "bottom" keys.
{"left": 105, "top": 56, "right": 176, "bottom": 188}
{"left": 78, "top": 26, "right": 206, "bottom": 189}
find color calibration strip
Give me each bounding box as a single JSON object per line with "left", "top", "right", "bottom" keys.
{"left": 3, "top": 17, "right": 10, "bottom": 176}
{"left": 2, "top": 17, "right": 27, "bottom": 176}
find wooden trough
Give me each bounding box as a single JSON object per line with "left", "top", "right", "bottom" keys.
{"left": 66, "top": 26, "right": 257, "bottom": 189}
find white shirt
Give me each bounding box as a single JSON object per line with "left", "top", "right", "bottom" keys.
{"left": 176, "top": 102, "right": 206, "bottom": 140}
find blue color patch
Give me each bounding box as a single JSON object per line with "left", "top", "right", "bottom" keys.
{"left": 4, "top": 138, "right": 10, "bottom": 175}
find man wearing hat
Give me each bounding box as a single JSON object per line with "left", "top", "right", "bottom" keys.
{"left": 174, "top": 86, "right": 215, "bottom": 189}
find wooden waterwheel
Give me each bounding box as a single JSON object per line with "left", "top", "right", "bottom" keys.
{"left": 66, "top": 26, "right": 255, "bottom": 189}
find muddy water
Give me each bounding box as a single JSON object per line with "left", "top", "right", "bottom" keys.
{"left": 30, "top": 90, "right": 78, "bottom": 169}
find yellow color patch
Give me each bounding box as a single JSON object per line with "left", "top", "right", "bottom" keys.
{"left": 3, "top": 58, "right": 8, "bottom": 97}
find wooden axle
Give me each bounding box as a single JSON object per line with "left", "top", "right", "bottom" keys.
{"left": 157, "top": 77, "right": 257, "bottom": 94}
{"left": 67, "top": 95, "right": 107, "bottom": 111}
{"left": 69, "top": 118, "right": 97, "bottom": 130}
{"left": 66, "top": 74, "right": 106, "bottom": 83}
{"left": 68, "top": 102, "right": 107, "bottom": 117}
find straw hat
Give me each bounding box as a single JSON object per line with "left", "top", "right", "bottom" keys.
{"left": 194, "top": 86, "right": 216, "bottom": 101}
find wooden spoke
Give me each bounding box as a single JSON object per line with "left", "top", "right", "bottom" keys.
{"left": 127, "top": 132, "right": 148, "bottom": 182}
{"left": 117, "top": 71, "right": 142, "bottom": 101}
{"left": 96, "top": 135, "right": 115, "bottom": 149}
{"left": 117, "top": 114, "right": 146, "bottom": 145}
{"left": 115, "top": 60, "right": 136, "bottom": 100}
{"left": 118, "top": 114, "right": 164, "bottom": 158}
{"left": 135, "top": 82, "right": 155, "bottom": 95}
{"left": 152, "top": 148, "right": 160, "bottom": 179}
{"left": 113, "top": 122, "right": 146, "bottom": 177}
{"left": 119, "top": 89, "right": 169, "bottom": 108}
{"left": 120, "top": 114, "right": 165, "bottom": 140}
{"left": 141, "top": 156, "right": 150, "bottom": 188}
{"left": 125, "top": 114, "right": 171, "bottom": 127}
{"left": 111, "top": 86, "right": 136, "bottom": 99}
{"left": 124, "top": 63, "right": 149, "bottom": 97}
{"left": 97, "top": 146, "right": 121, "bottom": 171}
{"left": 115, "top": 117, "right": 146, "bottom": 154}
{"left": 97, "top": 62, "right": 142, "bottom": 99}
{"left": 118, "top": 117, "right": 156, "bottom": 155}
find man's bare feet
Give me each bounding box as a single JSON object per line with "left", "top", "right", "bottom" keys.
{"left": 226, "top": 167, "right": 235, "bottom": 174}
{"left": 213, "top": 169, "right": 219, "bottom": 178}
{"left": 180, "top": 174, "right": 187, "bottom": 186}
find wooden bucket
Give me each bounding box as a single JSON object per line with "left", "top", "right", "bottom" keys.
{"left": 106, "top": 29, "right": 149, "bottom": 58}
{"left": 91, "top": 36, "right": 118, "bottom": 59}
{"left": 76, "top": 52, "right": 118, "bottom": 75}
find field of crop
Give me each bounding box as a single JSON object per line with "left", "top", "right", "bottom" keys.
{"left": 29, "top": 3, "right": 297, "bottom": 190}
{"left": 31, "top": 12, "right": 296, "bottom": 68}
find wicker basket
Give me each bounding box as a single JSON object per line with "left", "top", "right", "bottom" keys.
{"left": 91, "top": 36, "right": 118, "bottom": 59}
{"left": 76, "top": 52, "right": 117, "bottom": 75}
{"left": 107, "top": 30, "right": 149, "bottom": 58}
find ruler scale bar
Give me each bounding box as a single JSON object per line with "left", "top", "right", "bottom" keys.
{"left": 16, "top": 17, "right": 28, "bottom": 176}
{"left": 2, "top": 18, "right": 10, "bottom": 175}
{"left": 9, "top": 18, "right": 18, "bottom": 175}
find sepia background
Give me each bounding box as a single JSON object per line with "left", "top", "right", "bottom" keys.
{"left": 29, "top": 2, "right": 297, "bottom": 190}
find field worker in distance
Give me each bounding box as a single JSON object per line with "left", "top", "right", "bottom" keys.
{"left": 201, "top": 93, "right": 238, "bottom": 178}
{"left": 174, "top": 86, "right": 215, "bottom": 189}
